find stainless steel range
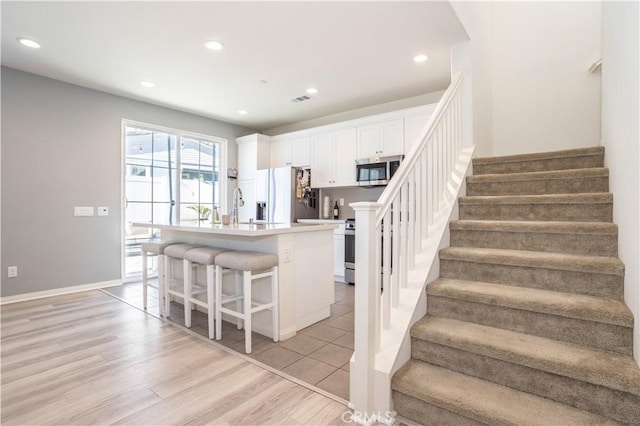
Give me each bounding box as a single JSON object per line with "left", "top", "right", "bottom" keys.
{"left": 344, "top": 218, "right": 355, "bottom": 284}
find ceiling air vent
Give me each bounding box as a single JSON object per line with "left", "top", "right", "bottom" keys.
{"left": 291, "top": 95, "right": 312, "bottom": 103}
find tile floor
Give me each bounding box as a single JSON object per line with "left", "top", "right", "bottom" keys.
{"left": 105, "top": 279, "right": 355, "bottom": 400}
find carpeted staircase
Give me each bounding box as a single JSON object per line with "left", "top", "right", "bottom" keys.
{"left": 392, "top": 147, "right": 640, "bottom": 425}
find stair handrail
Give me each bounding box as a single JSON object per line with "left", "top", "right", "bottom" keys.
{"left": 376, "top": 73, "right": 464, "bottom": 224}
{"left": 350, "top": 71, "right": 473, "bottom": 425}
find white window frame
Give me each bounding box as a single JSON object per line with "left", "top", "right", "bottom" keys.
{"left": 120, "top": 119, "right": 228, "bottom": 280}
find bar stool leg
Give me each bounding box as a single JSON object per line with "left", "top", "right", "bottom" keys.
{"left": 142, "top": 250, "right": 148, "bottom": 309}
{"left": 215, "top": 265, "right": 223, "bottom": 340}
{"left": 272, "top": 266, "right": 279, "bottom": 342}
{"left": 243, "top": 270, "right": 252, "bottom": 354}
{"left": 184, "top": 259, "right": 192, "bottom": 328}
{"left": 165, "top": 258, "right": 173, "bottom": 317}
{"left": 235, "top": 271, "right": 243, "bottom": 330}
{"left": 157, "top": 254, "right": 165, "bottom": 316}
{"left": 207, "top": 264, "right": 215, "bottom": 339}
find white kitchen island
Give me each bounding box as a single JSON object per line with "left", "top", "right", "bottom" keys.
{"left": 134, "top": 221, "right": 337, "bottom": 340}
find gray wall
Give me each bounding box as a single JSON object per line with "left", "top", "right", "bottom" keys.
{"left": 1, "top": 67, "right": 255, "bottom": 297}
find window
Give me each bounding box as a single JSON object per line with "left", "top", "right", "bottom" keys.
{"left": 123, "top": 122, "right": 226, "bottom": 277}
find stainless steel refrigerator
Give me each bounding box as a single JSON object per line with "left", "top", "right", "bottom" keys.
{"left": 255, "top": 166, "right": 318, "bottom": 223}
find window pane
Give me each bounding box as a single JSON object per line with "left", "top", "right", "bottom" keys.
{"left": 153, "top": 132, "right": 177, "bottom": 169}
{"left": 126, "top": 202, "right": 152, "bottom": 226}
{"left": 125, "top": 127, "right": 152, "bottom": 166}
{"left": 126, "top": 175, "right": 151, "bottom": 202}
{"left": 152, "top": 202, "right": 174, "bottom": 225}
{"left": 151, "top": 167, "right": 176, "bottom": 203}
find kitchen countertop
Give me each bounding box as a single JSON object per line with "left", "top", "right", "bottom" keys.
{"left": 297, "top": 219, "right": 346, "bottom": 224}
{"left": 133, "top": 221, "right": 337, "bottom": 236}
{"left": 134, "top": 219, "right": 336, "bottom": 340}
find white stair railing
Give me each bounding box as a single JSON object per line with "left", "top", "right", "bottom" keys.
{"left": 350, "top": 71, "right": 474, "bottom": 425}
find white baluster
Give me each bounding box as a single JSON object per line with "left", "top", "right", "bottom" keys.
{"left": 392, "top": 195, "right": 400, "bottom": 307}
{"left": 382, "top": 210, "right": 391, "bottom": 329}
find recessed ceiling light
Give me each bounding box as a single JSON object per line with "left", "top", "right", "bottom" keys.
{"left": 306, "top": 87, "right": 318, "bottom": 94}
{"left": 237, "top": 110, "right": 248, "bottom": 115}
{"left": 205, "top": 40, "right": 224, "bottom": 51}
{"left": 414, "top": 54, "right": 428, "bottom": 63}
{"left": 17, "top": 37, "right": 40, "bottom": 49}
{"left": 140, "top": 81, "right": 155, "bottom": 88}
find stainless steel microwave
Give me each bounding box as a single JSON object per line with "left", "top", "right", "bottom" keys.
{"left": 355, "top": 155, "right": 403, "bottom": 186}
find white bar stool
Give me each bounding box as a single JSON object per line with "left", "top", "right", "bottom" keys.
{"left": 164, "top": 243, "right": 203, "bottom": 318}
{"left": 214, "top": 251, "right": 279, "bottom": 353}
{"left": 140, "top": 240, "right": 175, "bottom": 316}
{"left": 182, "top": 246, "right": 229, "bottom": 339}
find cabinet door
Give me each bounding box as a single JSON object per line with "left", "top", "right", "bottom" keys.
{"left": 236, "top": 179, "right": 255, "bottom": 222}
{"left": 334, "top": 128, "right": 357, "bottom": 186}
{"left": 333, "top": 232, "right": 345, "bottom": 279}
{"left": 310, "top": 133, "right": 334, "bottom": 187}
{"left": 357, "top": 123, "right": 380, "bottom": 159}
{"left": 290, "top": 137, "right": 311, "bottom": 167}
{"left": 237, "top": 142, "right": 257, "bottom": 180}
{"left": 271, "top": 140, "right": 292, "bottom": 168}
{"left": 404, "top": 114, "right": 430, "bottom": 155}
{"left": 380, "top": 119, "right": 404, "bottom": 156}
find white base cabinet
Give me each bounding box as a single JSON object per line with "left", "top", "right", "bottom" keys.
{"left": 333, "top": 224, "right": 346, "bottom": 282}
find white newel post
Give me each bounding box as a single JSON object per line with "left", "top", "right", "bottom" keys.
{"left": 350, "top": 201, "right": 381, "bottom": 425}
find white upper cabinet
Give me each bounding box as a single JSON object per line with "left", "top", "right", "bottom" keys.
{"left": 270, "top": 140, "right": 291, "bottom": 168}
{"left": 270, "top": 137, "right": 311, "bottom": 168}
{"left": 236, "top": 133, "right": 270, "bottom": 180}
{"left": 310, "top": 133, "right": 333, "bottom": 187}
{"left": 404, "top": 114, "right": 431, "bottom": 155}
{"left": 333, "top": 129, "right": 357, "bottom": 186}
{"left": 290, "top": 137, "right": 311, "bottom": 167}
{"left": 356, "top": 119, "right": 404, "bottom": 159}
{"left": 310, "top": 129, "right": 357, "bottom": 188}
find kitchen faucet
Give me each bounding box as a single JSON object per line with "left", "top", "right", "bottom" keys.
{"left": 231, "top": 187, "right": 244, "bottom": 225}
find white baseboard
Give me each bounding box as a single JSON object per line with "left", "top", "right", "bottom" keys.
{"left": 0, "top": 279, "right": 122, "bottom": 305}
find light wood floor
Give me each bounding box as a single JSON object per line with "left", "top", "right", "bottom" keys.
{"left": 0, "top": 291, "right": 349, "bottom": 425}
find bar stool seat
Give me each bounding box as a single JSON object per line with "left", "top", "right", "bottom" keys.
{"left": 182, "top": 246, "right": 229, "bottom": 339}
{"left": 164, "top": 243, "right": 204, "bottom": 318}
{"left": 215, "top": 251, "right": 279, "bottom": 353}
{"left": 140, "top": 240, "right": 175, "bottom": 315}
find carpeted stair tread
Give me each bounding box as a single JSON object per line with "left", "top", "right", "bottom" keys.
{"left": 392, "top": 361, "right": 619, "bottom": 425}
{"left": 450, "top": 220, "right": 618, "bottom": 235}
{"left": 411, "top": 316, "right": 640, "bottom": 396}
{"left": 427, "top": 278, "right": 633, "bottom": 327}
{"left": 472, "top": 147, "right": 605, "bottom": 176}
{"left": 460, "top": 192, "right": 613, "bottom": 205}
{"left": 449, "top": 220, "right": 618, "bottom": 256}
{"left": 467, "top": 167, "right": 609, "bottom": 183}
{"left": 440, "top": 247, "right": 624, "bottom": 276}
{"left": 473, "top": 147, "right": 604, "bottom": 165}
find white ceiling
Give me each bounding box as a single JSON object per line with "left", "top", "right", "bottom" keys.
{"left": 1, "top": 1, "right": 468, "bottom": 131}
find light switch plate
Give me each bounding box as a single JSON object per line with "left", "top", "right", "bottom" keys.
{"left": 74, "top": 206, "right": 94, "bottom": 216}
{"left": 97, "top": 207, "right": 109, "bottom": 216}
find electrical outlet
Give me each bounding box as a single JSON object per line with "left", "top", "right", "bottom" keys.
{"left": 7, "top": 266, "right": 18, "bottom": 278}
{"left": 97, "top": 206, "right": 109, "bottom": 216}
{"left": 283, "top": 247, "right": 291, "bottom": 263}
